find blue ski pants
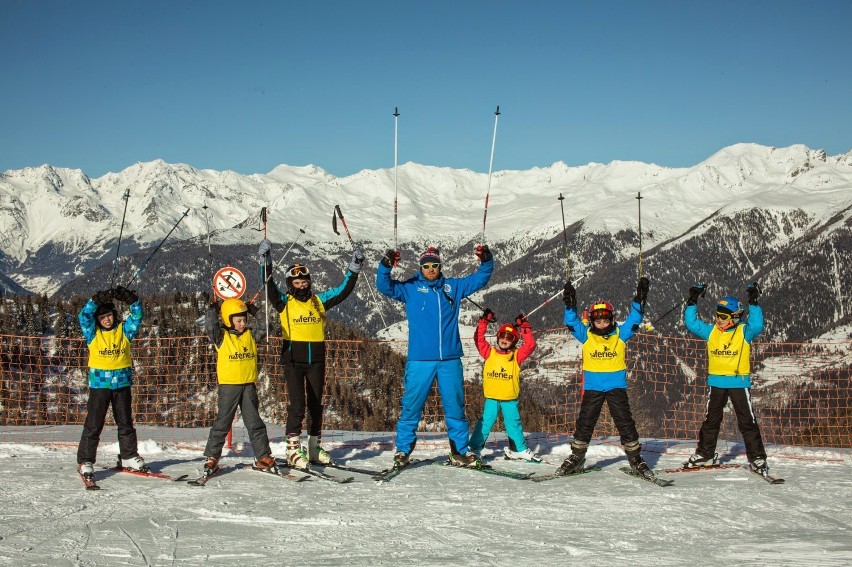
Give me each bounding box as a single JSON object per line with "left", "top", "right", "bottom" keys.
{"left": 395, "top": 359, "right": 470, "bottom": 455}
{"left": 468, "top": 398, "right": 527, "bottom": 453}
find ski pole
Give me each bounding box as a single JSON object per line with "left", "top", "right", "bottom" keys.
{"left": 202, "top": 201, "right": 213, "bottom": 291}
{"left": 110, "top": 188, "right": 131, "bottom": 288}
{"left": 246, "top": 225, "right": 307, "bottom": 305}
{"left": 261, "top": 207, "right": 270, "bottom": 343}
{"left": 393, "top": 106, "right": 400, "bottom": 251}
{"left": 123, "top": 208, "right": 190, "bottom": 288}
{"left": 480, "top": 105, "right": 500, "bottom": 245}
{"left": 333, "top": 205, "right": 387, "bottom": 328}
{"left": 557, "top": 193, "right": 570, "bottom": 279}
{"left": 651, "top": 284, "right": 706, "bottom": 326}
{"left": 524, "top": 273, "right": 588, "bottom": 319}
{"left": 636, "top": 192, "right": 644, "bottom": 280}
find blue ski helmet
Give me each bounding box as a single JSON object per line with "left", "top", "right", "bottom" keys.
{"left": 716, "top": 296, "right": 743, "bottom": 316}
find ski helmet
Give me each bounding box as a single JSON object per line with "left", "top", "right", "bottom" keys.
{"left": 221, "top": 298, "right": 249, "bottom": 329}
{"left": 496, "top": 323, "right": 519, "bottom": 345}
{"left": 94, "top": 302, "right": 119, "bottom": 330}
{"left": 716, "top": 296, "right": 743, "bottom": 317}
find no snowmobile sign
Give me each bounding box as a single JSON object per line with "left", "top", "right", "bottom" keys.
{"left": 213, "top": 266, "right": 246, "bottom": 299}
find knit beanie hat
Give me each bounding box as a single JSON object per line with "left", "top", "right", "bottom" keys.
{"left": 419, "top": 246, "right": 441, "bottom": 265}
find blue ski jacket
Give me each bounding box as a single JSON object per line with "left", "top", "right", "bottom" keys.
{"left": 376, "top": 258, "right": 493, "bottom": 361}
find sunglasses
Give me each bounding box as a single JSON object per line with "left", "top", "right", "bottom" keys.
{"left": 287, "top": 265, "right": 310, "bottom": 278}
{"left": 497, "top": 331, "right": 518, "bottom": 342}
{"left": 421, "top": 263, "right": 441, "bottom": 270}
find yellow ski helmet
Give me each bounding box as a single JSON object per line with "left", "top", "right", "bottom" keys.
{"left": 221, "top": 298, "right": 249, "bottom": 328}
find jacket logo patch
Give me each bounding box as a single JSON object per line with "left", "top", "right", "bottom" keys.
{"left": 443, "top": 284, "right": 452, "bottom": 294}
{"left": 416, "top": 285, "right": 429, "bottom": 294}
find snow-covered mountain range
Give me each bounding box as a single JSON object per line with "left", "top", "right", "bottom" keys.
{"left": 2, "top": 143, "right": 850, "bottom": 341}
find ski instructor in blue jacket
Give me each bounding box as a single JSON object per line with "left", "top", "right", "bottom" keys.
{"left": 377, "top": 245, "right": 494, "bottom": 469}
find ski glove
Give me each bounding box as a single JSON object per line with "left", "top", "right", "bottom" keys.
{"left": 258, "top": 239, "right": 272, "bottom": 259}
{"left": 381, "top": 249, "right": 400, "bottom": 268}
{"left": 687, "top": 285, "right": 705, "bottom": 306}
{"left": 92, "top": 289, "right": 113, "bottom": 305}
{"left": 482, "top": 308, "right": 496, "bottom": 323}
{"left": 747, "top": 281, "right": 761, "bottom": 305}
{"left": 515, "top": 314, "right": 531, "bottom": 331}
{"left": 113, "top": 286, "right": 138, "bottom": 304}
{"left": 246, "top": 302, "right": 259, "bottom": 317}
{"left": 475, "top": 244, "right": 492, "bottom": 263}
{"left": 349, "top": 248, "right": 366, "bottom": 273}
{"left": 634, "top": 277, "right": 650, "bottom": 303}
{"left": 563, "top": 281, "right": 577, "bottom": 309}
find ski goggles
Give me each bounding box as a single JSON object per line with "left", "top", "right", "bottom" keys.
{"left": 715, "top": 311, "right": 738, "bottom": 321}
{"left": 286, "top": 264, "right": 310, "bottom": 278}
{"left": 497, "top": 330, "right": 518, "bottom": 342}
{"left": 420, "top": 262, "right": 441, "bottom": 270}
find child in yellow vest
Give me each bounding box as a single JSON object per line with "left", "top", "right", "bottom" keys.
{"left": 469, "top": 309, "right": 539, "bottom": 461}
{"left": 557, "top": 277, "right": 651, "bottom": 478}
{"left": 201, "top": 298, "right": 277, "bottom": 476}
{"left": 76, "top": 286, "right": 145, "bottom": 479}
{"left": 259, "top": 239, "right": 364, "bottom": 469}
{"left": 683, "top": 283, "right": 769, "bottom": 475}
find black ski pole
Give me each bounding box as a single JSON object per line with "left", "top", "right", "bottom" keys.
{"left": 110, "top": 188, "right": 131, "bottom": 288}
{"left": 557, "top": 192, "right": 570, "bottom": 279}
{"left": 261, "top": 207, "right": 270, "bottom": 342}
{"left": 651, "top": 284, "right": 706, "bottom": 326}
{"left": 636, "top": 192, "right": 644, "bottom": 280}
{"left": 247, "top": 225, "right": 307, "bottom": 305}
{"left": 333, "top": 205, "right": 387, "bottom": 328}
{"left": 123, "top": 208, "right": 190, "bottom": 288}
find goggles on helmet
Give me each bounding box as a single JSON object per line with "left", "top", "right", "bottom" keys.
{"left": 286, "top": 264, "right": 310, "bottom": 278}
{"left": 715, "top": 311, "right": 736, "bottom": 321}
{"left": 497, "top": 323, "right": 519, "bottom": 343}
{"left": 589, "top": 301, "right": 614, "bottom": 320}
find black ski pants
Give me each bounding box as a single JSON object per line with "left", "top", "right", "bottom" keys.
{"left": 204, "top": 383, "right": 271, "bottom": 460}
{"left": 77, "top": 386, "right": 138, "bottom": 464}
{"left": 573, "top": 388, "right": 639, "bottom": 446}
{"left": 284, "top": 361, "right": 326, "bottom": 437}
{"left": 696, "top": 386, "right": 767, "bottom": 462}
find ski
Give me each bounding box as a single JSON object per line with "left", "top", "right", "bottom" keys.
{"left": 113, "top": 467, "right": 189, "bottom": 482}
{"left": 371, "top": 458, "right": 426, "bottom": 483}
{"left": 305, "top": 468, "right": 355, "bottom": 484}
{"left": 620, "top": 466, "right": 675, "bottom": 487}
{"left": 747, "top": 466, "right": 785, "bottom": 485}
{"left": 235, "top": 463, "right": 310, "bottom": 482}
{"left": 79, "top": 471, "right": 100, "bottom": 491}
{"left": 314, "top": 462, "right": 380, "bottom": 477}
{"left": 662, "top": 463, "right": 742, "bottom": 474}
{"left": 528, "top": 466, "right": 601, "bottom": 483}
{"left": 438, "top": 460, "right": 536, "bottom": 480}
{"left": 187, "top": 466, "right": 223, "bottom": 487}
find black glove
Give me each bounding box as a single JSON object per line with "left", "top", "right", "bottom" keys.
{"left": 515, "top": 313, "right": 530, "bottom": 330}
{"left": 381, "top": 249, "right": 400, "bottom": 268}
{"left": 634, "top": 277, "right": 649, "bottom": 303}
{"left": 563, "top": 281, "right": 577, "bottom": 309}
{"left": 481, "top": 308, "right": 496, "bottom": 323}
{"left": 92, "top": 289, "right": 113, "bottom": 305}
{"left": 246, "top": 302, "right": 259, "bottom": 317}
{"left": 475, "top": 245, "right": 492, "bottom": 263}
{"left": 114, "top": 285, "right": 139, "bottom": 304}
{"left": 687, "top": 284, "right": 705, "bottom": 306}
{"left": 747, "top": 282, "right": 761, "bottom": 305}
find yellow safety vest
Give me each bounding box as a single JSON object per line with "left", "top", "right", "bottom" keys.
{"left": 707, "top": 324, "right": 750, "bottom": 376}
{"left": 481, "top": 348, "right": 521, "bottom": 400}
{"left": 216, "top": 330, "right": 259, "bottom": 384}
{"left": 279, "top": 296, "right": 326, "bottom": 342}
{"left": 87, "top": 325, "right": 132, "bottom": 370}
{"left": 582, "top": 330, "right": 627, "bottom": 373}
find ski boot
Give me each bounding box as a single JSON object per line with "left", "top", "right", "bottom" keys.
{"left": 286, "top": 437, "right": 309, "bottom": 471}
{"left": 556, "top": 451, "right": 587, "bottom": 476}
{"left": 749, "top": 457, "right": 769, "bottom": 475}
{"left": 448, "top": 451, "right": 482, "bottom": 468}
{"left": 120, "top": 454, "right": 149, "bottom": 473}
{"left": 308, "top": 435, "right": 334, "bottom": 465}
{"left": 626, "top": 443, "right": 654, "bottom": 479}
{"left": 683, "top": 452, "right": 717, "bottom": 469}
{"left": 503, "top": 447, "right": 542, "bottom": 462}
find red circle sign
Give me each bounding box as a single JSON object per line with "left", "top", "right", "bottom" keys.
{"left": 213, "top": 266, "right": 246, "bottom": 299}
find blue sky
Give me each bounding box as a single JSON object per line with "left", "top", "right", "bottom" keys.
{"left": 2, "top": 1, "right": 850, "bottom": 178}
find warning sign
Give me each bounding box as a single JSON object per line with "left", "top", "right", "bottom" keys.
{"left": 213, "top": 266, "right": 246, "bottom": 300}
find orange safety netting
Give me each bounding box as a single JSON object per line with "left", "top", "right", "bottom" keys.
{"left": 1, "top": 331, "right": 850, "bottom": 461}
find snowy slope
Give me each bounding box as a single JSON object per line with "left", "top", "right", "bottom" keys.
{"left": 0, "top": 437, "right": 850, "bottom": 566}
